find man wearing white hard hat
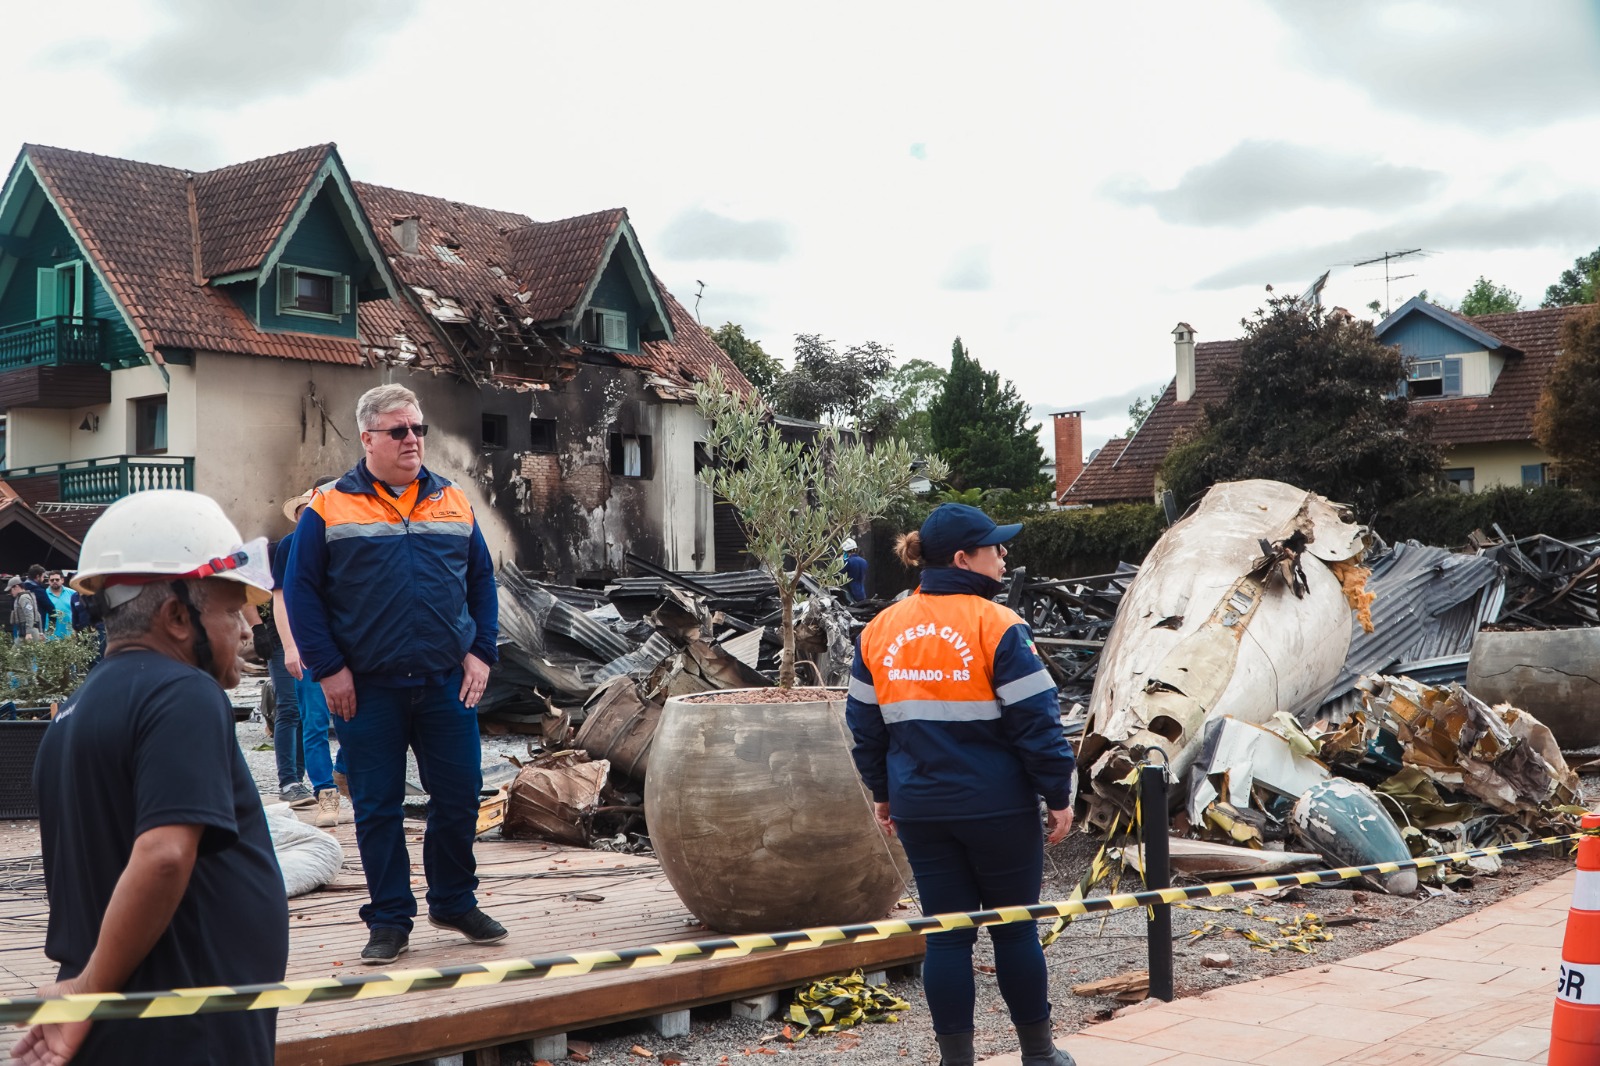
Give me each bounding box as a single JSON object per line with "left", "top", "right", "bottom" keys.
{"left": 22, "top": 490, "right": 288, "bottom": 1066}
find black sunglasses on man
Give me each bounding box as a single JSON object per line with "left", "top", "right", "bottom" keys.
{"left": 373, "top": 424, "right": 429, "bottom": 440}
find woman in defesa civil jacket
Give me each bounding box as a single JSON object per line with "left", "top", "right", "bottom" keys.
{"left": 847, "top": 503, "right": 1077, "bottom": 1066}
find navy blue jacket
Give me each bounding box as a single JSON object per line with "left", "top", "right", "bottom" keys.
{"left": 847, "top": 567, "right": 1076, "bottom": 821}
{"left": 285, "top": 460, "right": 498, "bottom": 687}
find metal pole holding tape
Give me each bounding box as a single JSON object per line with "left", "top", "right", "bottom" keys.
{"left": 1140, "top": 757, "right": 1173, "bottom": 1002}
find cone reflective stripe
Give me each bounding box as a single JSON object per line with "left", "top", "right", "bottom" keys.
{"left": 1551, "top": 813, "right": 1600, "bottom": 1064}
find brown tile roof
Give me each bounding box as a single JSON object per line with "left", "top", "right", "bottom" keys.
{"left": 1059, "top": 340, "right": 1239, "bottom": 506}
{"left": 504, "top": 210, "right": 626, "bottom": 322}
{"left": 1408, "top": 304, "right": 1586, "bottom": 447}
{"left": 19, "top": 145, "right": 748, "bottom": 392}
{"left": 355, "top": 183, "right": 749, "bottom": 393}
{"left": 1059, "top": 436, "right": 1127, "bottom": 504}
{"left": 24, "top": 144, "right": 368, "bottom": 366}
{"left": 194, "top": 144, "right": 329, "bottom": 278}
{"left": 1059, "top": 304, "right": 1589, "bottom": 506}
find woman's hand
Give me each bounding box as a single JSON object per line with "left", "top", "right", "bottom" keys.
{"left": 873, "top": 801, "right": 896, "bottom": 838}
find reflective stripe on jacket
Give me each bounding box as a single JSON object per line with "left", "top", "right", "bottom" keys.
{"left": 285, "top": 460, "right": 499, "bottom": 686}
{"left": 847, "top": 569, "right": 1075, "bottom": 821}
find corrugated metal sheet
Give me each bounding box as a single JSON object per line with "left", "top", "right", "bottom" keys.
{"left": 1316, "top": 541, "right": 1503, "bottom": 716}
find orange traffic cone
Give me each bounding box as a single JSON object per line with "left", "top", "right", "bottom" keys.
{"left": 1551, "top": 812, "right": 1600, "bottom": 1064}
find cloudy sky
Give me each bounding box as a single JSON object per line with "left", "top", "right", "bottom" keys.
{"left": 7, "top": 0, "right": 1600, "bottom": 460}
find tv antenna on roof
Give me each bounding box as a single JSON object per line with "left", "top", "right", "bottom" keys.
{"left": 1352, "top": 248, "right": 1424, "bottom": 317}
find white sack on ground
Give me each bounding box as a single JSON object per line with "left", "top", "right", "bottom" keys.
{"left": 1081, "top": 480, "right": 1367, "bottom": 815}
{"left": 265, "top": 802, "right": 344, "bottom": 897}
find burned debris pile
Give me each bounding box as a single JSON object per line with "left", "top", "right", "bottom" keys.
{"left": 1074, "top": 479, "right": 1595, "bottom": 896}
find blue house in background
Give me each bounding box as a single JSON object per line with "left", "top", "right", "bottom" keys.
{"left": 1374, "top": 297, "right": 1581, "bottom": 494}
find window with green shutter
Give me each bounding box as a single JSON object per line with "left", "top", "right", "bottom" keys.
{"left": 583, "top": 308, "right": 630, "bottom": 351}
{"left": 275, "top": 264, "right": 351, "bottom": 320}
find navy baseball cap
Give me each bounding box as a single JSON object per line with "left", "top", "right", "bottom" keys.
{"left": 920, "top": 504, "right": 1023, "bottom": 561}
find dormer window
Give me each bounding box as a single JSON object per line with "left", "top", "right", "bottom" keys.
{"left": 1406, "top": 357, "right": 1461, "bottom": 398}
{"left": 583, "top": 308, "right": 629, "bottom": 350}
{"left": 276, "top": 265, "right": 350, "bottom": 320}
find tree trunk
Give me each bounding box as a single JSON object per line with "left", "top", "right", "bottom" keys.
{"left": 778, "top": 585, "right": 797, "bottom": 689}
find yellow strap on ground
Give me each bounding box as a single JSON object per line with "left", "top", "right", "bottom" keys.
{"left": 0, "top": 828, "right": 1589, "bottom": 1026}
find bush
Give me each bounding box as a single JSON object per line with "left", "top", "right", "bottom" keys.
{"left": 1377, "top": 485, "right": 1600, "bottom": 547}
{"left": 1, "top": 630, "right": 101, "bottom": 708}
{"left": 1008, "top": 503, "right": 1168, "bottom": 578}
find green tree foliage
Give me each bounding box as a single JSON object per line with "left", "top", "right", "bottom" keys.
{"left": 1159, "top": 293, "right": 1442, "bottom": 516}
{"left": 1125, "top": 391, "right": 1162, "bottom": 437}
{"left": 1005, "top": 503, "right": 1167, "bottom": 578}
{"left": 1378, "top": 485, "right": 1600, "bottom": 547}
{"left": 772, "top": 334, "right": 894, "bottom": 426}
{"left": 1534, "top": 304, "right": 1600, "bottom": 489}
{"left": 1542, "top": 248, "right": 1600, "bottom": 308}
{"left": 927, "top": 337, "right": 1047, "bottom": 492}
{"left": 1457, "top": 276, "right": 1522, "bottom": 316}
{"left": 696, "top": 369, "right": 946, "bottom": 687}
{"left": 708, "top": 322, "right": 784, "bottom": 396}
{"left": 869, "top": 358, "right": 946, "bottom": 454}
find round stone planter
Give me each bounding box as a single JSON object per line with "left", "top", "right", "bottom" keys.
{"left": 1467, "top": 627, "right": 1600, "bottom": 749}
{"left": 644, "top": 688, "right": 910, "bottom": 934}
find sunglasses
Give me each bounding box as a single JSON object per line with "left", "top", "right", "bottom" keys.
{"left": 370, "top": 423, "right": 429, "bottom": 440}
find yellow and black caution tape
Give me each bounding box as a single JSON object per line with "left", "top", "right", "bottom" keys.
{"left": 0, "top": 828, "right": 1587, "bottom": 1027}
{"left": 785, "top": 969, "right": 910, "bottom": 1039}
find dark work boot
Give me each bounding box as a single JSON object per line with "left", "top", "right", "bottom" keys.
{"left": 935, "top": 1031, "right": 975, "bottom": 1066}
{"left": 1017, "top": 1018, "right": 1076, "bottom": 1066}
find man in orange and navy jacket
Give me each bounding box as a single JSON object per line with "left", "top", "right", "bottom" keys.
{"left": 286, "top": 383, "right": 503, "bottom": 967}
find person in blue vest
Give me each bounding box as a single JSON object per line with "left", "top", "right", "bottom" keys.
{"left": 842, "top": 538, "right": 868, "bottom": 603}
{"left": 847, "top": 503, "right": 1077, "bottom": 1066}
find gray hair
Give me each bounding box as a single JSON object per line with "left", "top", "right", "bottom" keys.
{"left": 103, "top": 580, "right": 209, "bottom": 640}
{"left": 356, "top": 384, "right": 421, "bottom": 431}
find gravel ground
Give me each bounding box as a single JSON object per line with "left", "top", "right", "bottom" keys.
{"left": 230, "top": 673, "right": 1592, "bottom": 1066}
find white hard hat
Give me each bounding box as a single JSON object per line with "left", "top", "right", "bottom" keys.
{"left": 73, "top": 490, "right": 273, "bottom": 609}
{"left": 842, "top": 538, "right": 858, "bottom": 552}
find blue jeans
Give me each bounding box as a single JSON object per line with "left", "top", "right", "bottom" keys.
{"left": 295, "top": 675, "right": 335, "bottom": 794}
{"left": 334, "top": 674, "right": 482, "bottom": 932}
{"left": 267, "top": 650, "right": 303, "bottom": 791}
{"left": 896, "top": 811, "right": 1050, "bottom": 1034}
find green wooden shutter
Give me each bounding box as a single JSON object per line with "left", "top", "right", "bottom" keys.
{"left": 35, "top": 268, "right": 57, "bottom": 319}
{"left": 334, "top": 274, "right": 351, "bottom": 316}
{"left": 276, "top": 265, "right": 298, "bottom": 313}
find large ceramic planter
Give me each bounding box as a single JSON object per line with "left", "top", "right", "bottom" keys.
{"left": 1467, "top": 627, "right": 1600, "bottom": 749}
{"left": 644, "top": 688, "right": 911, "bottom": 934}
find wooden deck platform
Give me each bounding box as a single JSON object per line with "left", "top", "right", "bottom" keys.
{"left": 0, "top": 818, "right": 924, "bottom": 1066}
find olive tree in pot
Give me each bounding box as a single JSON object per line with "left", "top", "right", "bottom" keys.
{"left": 641, "top": 369, "right": 945, "bottom": 933}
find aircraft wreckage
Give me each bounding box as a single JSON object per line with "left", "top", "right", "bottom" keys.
{"left": 1077, "top": 479, "right": 1579, "bottom": 892}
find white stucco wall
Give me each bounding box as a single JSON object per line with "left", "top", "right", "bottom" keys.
{"left": 189, "top": 352, "right": 381, "bottom": 539}
{"left": 656, "top": 403, "right": 713, "bottom": 571}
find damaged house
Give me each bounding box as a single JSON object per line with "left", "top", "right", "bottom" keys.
{"left": 1058, "top": 301, "right": 1590, "bottom": 507}
{"left": 0, "top": 142, "right": 752, "bottom": 578}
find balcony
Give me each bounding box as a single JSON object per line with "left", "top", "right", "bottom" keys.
{"left": 0, "top": 317, "right": 111, "bottom": 409}
{"left": 0, "top": 317, "right": 107, "bottom": 371}
{"left": 0, "top": 456, "right": 194, "bottom": 505}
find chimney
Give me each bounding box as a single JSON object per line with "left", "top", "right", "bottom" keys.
{"left": 1173, "top": 322, "right": 1196, "bottom": 403}
{"left": 391, "top": 216, "right": 420, "bottom": 256}
{"left": 1052, "top": 411, "right": 1084, "bottom": 499}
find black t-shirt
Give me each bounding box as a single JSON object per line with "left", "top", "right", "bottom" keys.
{"left": 33, "top": 649, "right": 289, "bottom": 1065}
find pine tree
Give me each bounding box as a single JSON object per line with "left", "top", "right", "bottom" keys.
{"left": 927, "top": 338, "right": 1046, "bottom": 491}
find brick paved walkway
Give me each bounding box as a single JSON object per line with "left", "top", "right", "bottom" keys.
{"left": 983, "top": 871, "right": 1574, "bottom": 1065}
